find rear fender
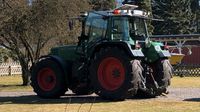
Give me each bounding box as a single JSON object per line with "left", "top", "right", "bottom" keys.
{"left": 158, "top": 50, "right": 171, "bottom": 58}
{"left": 90, "top": 42, "right": 144, "bottom": 59}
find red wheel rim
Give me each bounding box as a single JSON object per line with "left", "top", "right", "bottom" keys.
{"left": 97, "top": 57, "right": 125, "bottom": 91}
{"left": 37, "top": 68, "right": 56, "bottom": 91}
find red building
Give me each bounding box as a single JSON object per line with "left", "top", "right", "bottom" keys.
{"left": 171, "top": 46, "right": 200, "bottom": 65}
{"left": 181, "top": 47, "right": 200, "bottom": 64}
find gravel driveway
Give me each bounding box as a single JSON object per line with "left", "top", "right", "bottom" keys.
{"left": 158, "top": 87, "right": 200, "bottom": 101}
{"left": 0, "top": 87, "right": 200, "bottom": 102}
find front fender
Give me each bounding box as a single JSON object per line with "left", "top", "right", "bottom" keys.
{"left": 35, "top": 55, "right": 71, "bottom": 86}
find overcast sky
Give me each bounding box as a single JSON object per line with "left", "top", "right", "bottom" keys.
{"left": 28, "top": 0, "right": 32, "bottom": 6}
{"left": 116, "top": 0, "right": 123, "bottom": 7}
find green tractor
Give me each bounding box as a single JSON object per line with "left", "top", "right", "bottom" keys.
{"left": 31, "top": 5, "right": 173, "bottom": 100}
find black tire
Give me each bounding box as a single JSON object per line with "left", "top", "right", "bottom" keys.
{"left": 31, "top": 58, "right": 67, "bottom": 98}
{"left": 139, "top": 59, "right": 173, "bottom": 97}
{"left": 154, "top": 59, "right": 173, "bottom": 91}
{"left": 89, "top": 47, "right": 142, "bottom": 100}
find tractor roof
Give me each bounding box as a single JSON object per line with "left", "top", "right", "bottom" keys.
{"left": 90, "top": 10, "right": 149, "bottom": 19}
{"left": 88, "top": 4, "right": 149, "bottom": 19}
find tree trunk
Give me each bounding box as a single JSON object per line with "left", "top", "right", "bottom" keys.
{"left": 22, "top": 67, "right": 31, "bottom": 86}
{"left": 20, "top": 60, "right": 31, "bottom": 86}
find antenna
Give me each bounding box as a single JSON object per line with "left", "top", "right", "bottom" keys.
{"left": 122, "top": 0, "right": 137, "bottom": 5}
{"left": 114, "top": 4, "right": 138, "bottom": 10}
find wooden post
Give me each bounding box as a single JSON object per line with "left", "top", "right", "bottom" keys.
{"left": 8, "top": 66, "right": 11, "bottom": 76}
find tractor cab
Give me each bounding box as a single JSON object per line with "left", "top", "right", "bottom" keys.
{"left": 80, "top": 5, "right": 149, "bottom": 47}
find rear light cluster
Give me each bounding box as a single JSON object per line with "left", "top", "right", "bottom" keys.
{"left": 135, "top": 41, "right": 141, "bottom": 49}
{"left": 161, "top": 45, "right": 169, "bottom": 50}
{"left": 164, "top": 45, "right": 169, "bottom": 50}
{"left": 135, "top": 43, "right": 141, "bottom": 49}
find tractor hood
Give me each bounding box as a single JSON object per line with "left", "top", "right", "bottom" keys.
{"left": 142, "top": 41, "right": 171, "bottom": 63}
{"left": 50, "top": 45, "right": 79, "bottom": 61}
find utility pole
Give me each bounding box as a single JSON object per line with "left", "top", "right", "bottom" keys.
{"left": 0, "top": 0, "right": 5, "bottom": 7}
{"left": 198, "top": 0, "right": 200, "bottom": 33}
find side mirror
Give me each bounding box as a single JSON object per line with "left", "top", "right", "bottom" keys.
{"left": 187, "top": 46, "right": 192, "bottom": 55}
{"left": 68, "top": 20, "right": 74, "bottom": 30}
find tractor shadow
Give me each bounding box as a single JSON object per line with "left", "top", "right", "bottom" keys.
{"left": 0, "top": 94, "right": 112, "bottom": 105}
{"left": 183, "top": 98, "right": 200, "bottom": 102}
{"left": 0, "top": 84, "right": 24, "bottom": 88}
{"left": 0, "top": 94, "right": 157, "bottom": 105}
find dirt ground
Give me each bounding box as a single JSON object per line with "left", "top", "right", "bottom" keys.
{"left": 159, "top": 87, "right": 200, "bottom": 101}
{"left": 0, "top": 87, "right": 200, "bottom": 102}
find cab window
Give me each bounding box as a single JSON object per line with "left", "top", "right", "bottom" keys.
{"left": 129, "top": 18, "right": 146, "bottom": 40}
{"left": 111, "top": 17, "right": 129, "bottom": 41}
{"left": 86, "top": 13, "right": 108, "bottom": 42}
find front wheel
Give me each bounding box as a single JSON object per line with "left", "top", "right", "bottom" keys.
{"left": 155, "top": 59, "right": 173, "bottom": 91}
{"left": 139, "top": 59, "right": 173, "bottom": 97}
{"left": 31, "top": 58, "right": 67, "bottom": 98}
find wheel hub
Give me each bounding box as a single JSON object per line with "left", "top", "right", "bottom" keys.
{"left": 98, "top": 57, "right": 125, "bottom": 91}
{"left": 112, "top": 69, "right": 121, "bottom": 78}
{"left": 37, "top": 68, "right": 56, "bottom": 91}
{"left": 45, "top": 76, "right": 54, "bottom": 83}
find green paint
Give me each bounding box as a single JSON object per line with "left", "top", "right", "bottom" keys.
{"left": 50, "top": 45, "right": 79, "bottom": 61}
{"left": 49, "top": 11, "right": 167, "bottom": 64}
{"left": 142, "top": 41, "right": 163, "bottom": 63}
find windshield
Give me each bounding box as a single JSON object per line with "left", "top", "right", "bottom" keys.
{"left": 129, "top": 18, "right": 147, "bottom": 40}
{"left": 111, "top": 17, "right": 129, "bottom": 40}
{"left": 110, "top": 17, "right": 147, "bottom": 41}
{"left": 86, "top": 13, "right": 108, "bottom": 42}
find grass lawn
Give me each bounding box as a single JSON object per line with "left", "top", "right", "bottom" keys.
{"left": 0, "top": 75, "right": 32, "bottom": 92}
{"left": 171, "top": 76, "right": 200, "bottom": 88}
{"left": 1, "top": 75, "right": 200, "bottom": 92}
{"left": 0, "top": 75, "right": 200, "bottom": 112}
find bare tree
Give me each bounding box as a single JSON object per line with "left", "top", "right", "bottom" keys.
{"left": 0, "top": 0, "right": 91, "bottom": 85}
{"left": 0, "top": 0, "right": 48, "bottom": 85}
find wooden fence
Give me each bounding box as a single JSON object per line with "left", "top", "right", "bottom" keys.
{"left": 173, "top": 64, "right": 200, "bottom": 77}
{"left": 0, "top": 63, "right": 22, "bottom": 76}
{"left": 0, "top": 62, "right": 199, "bottom": 77}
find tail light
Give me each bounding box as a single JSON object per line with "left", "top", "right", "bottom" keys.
{"left": 135, "top": 43, "right": 141, "bottom": 49}
{"left": 164, "top": 45, "right": 169, "bottom": 50}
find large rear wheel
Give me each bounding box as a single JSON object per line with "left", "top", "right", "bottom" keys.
{"left": 31, "top": 58, "right": 67, "bottom": 98}
{"left": 89, "top": 47, "right": 142, "bottom": 100}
